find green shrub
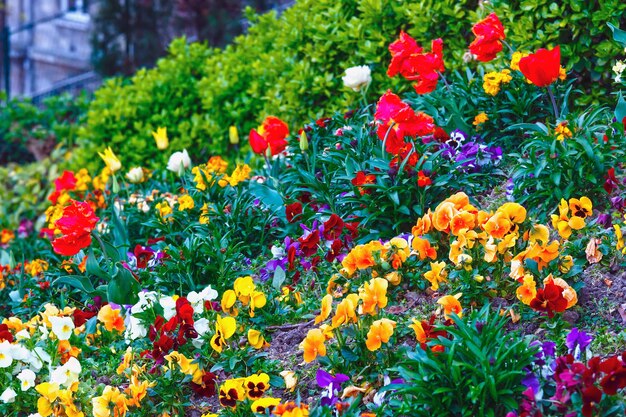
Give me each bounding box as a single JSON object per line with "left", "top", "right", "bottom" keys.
{"left": 387, "top": 306, "right": 538, "bottom": 417}
{"left": 77, "top": 0, "right": 626, "bottom": 172}
{"left": 74, "top": 39, "right": 216, "bottom": 173}
{"left": 0, "top": 93, "right": 88, "bottom": 164}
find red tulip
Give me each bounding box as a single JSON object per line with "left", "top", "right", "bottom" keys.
{"left": 469, "top": 13, "right": 506, "bottom": 62}
{"left": 249, "top": 116, "right": 289, "bottom": 156}
{"left": 387, "top": 31, "right": 444, "bottom": 94}
{"left": 519, "top": 46, "right": 561, "bottom": 87}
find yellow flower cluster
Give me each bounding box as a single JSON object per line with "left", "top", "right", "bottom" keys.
{"left": 221, "top": 276, "right": 267, "bottom": 318}
{"left": 483, "top": 69, "right": 512, "bottom": 96}
{"left": 192, "top": 156, "right": 252, "bottom": 190}
{"left": 555, "top": 121, "right": 573, "bottom": 141}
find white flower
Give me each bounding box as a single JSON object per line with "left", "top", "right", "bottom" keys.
{"left": 125, "top": 316, "right": 147, "bottom": 341}
{"left": 166, "top": 149, "right": 191, "bottom": 175}
{"left": 49, "top": 316, "right": 74, "bottom": 341}
{"left": 126, "top": 167, "right": 144, "bottom": 183}
{"left": 187, "top": 285, "right": 218, "bottom": 314}
{"left": 342, "top": 65, "right": 372, "bottom": 92}
{"left": 159, "top": 296, "right": 177, "bottom": 320}
{"left": 0, "top": 341, "right": 13, "bottom": 368}
{"left": 8, "top": 290, "right": 21, "bottom": 303}
{"left": 194, "top": 318, "right": 210, "bottom": 336}
{"left": 0, "top": 387, "right": 17, "bottom": 403}
{"left": 17, "top": 369, "right": 36, "bottom": 391}
{"left": 50, "top": 357, "right": 81, "bottom": 387}
{"left": 131, "top": 291, "right": 158, "bottom": 314}
{"left": 10, "top": 344, "right": 29, "bottom": 361}
{"left": 26, "top": 347, "right": 50, "bottom": 372}
{"left": 15, "top": 329, "right": 30, "bottom": 341}
{"left": 270, "top": 245, "right": 285, "bottom": 258}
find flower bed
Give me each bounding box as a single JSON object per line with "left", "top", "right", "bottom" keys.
{"left": 1, "top": 8, "right": 626, "bottom": 417}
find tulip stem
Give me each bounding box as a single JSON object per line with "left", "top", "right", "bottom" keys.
{"left": 437, "top": 71, "right": 451, "bottom": 91}
{"left": 92, "top": 230, "right": 108, "bottom": 258}
{"left": 501, "top": 40, "right": 515, "bottom": 54}
{"left": 547, "top": 86, "right": 560, "bottom": 120}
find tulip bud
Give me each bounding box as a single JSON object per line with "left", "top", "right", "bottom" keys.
{"left": 299, "top": 130, "right": 309, "bottom": 152}
{"left": 125, "top": 167, "right": 144, "bottom": 184}
{"left": 229, "top": 126, "right": 239, "bottom": 145}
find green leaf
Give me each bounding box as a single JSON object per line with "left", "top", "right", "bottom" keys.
{"left": 54, "top": 275, "right": 96, "bottom": 294}
{"left": 615, "top": 91, "right": 626, "bottom": 122}
{"left": 608, "top": 22, "right": 626, "bottom": 47}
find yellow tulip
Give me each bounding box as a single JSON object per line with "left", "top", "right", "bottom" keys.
{"left": 98, "top": 147, "right": 121, "bottom": 173}
{"left": 152, "top": 127, "right": 169, "bottom": 150}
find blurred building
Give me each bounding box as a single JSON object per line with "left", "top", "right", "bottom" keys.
{"left": 1, "top": 0, "right": 97, "bottom": 99}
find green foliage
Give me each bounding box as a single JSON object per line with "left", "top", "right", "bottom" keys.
{"left": 0, "top": 150, "right": 66, "bottom": 228}
{"left": 510, "top": 106, "right": 625, "bottom": 214}
{"left": 75, "top": 38, "right": 216, "bottom": 173}
{"left": 388, "top": 306, "right": 538, "bottom": 417}
{"left": 0, "top": 93, "right": 88, "bottom": 163}
{"left": 77, "top": 0, "right": 626, "bottom": 171}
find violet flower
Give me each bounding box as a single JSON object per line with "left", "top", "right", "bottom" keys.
{"left": 565, "top": 328, "right": 592, "bottom": 354}
{"left": 316, "top": 369, "right": 349, "bottom": 406}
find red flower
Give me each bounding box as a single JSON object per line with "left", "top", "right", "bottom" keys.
{"left": 375, "top": 91, "right": 434, "bottom": 147}
{"left": 519, "top": 46, "right": 561, "bottom": 87}
{"left": 599, "top": 355, "right": 626, "bottom": 395}
{"left": 175, "top": 297, "right": 194, "bottom": 325}
{"left": 529, "top": 278, "right": 568, "bottom": 318}
{"left": 298, "top": 230, "right": 320, "bottom": 257}
{"left": 0, "top": 324, "right": 13, "bottom": 342}
{"left": 72, "top": 309, "right": 96, "bottom": 327}
{"left": 249, "top": 116, "right": 289, "bottom": 156}
{"left": 285, "top": 202, "right": 303, "bottom": 223}
{"left": 48, "top": 170, "right": 77, "bottom": 204}
{"left": 323, "top": 214, "right": 344, "bottom": 240}
{"left": 351, "top": 171, "right": 376, "bottom": 195}
{"left": 51, "top": 200, "right": 99, "bottom": 256}
{"left": 191, "top": 371, "right": 217, "bottom": 397}
{"left": 604, "top": 168, "right": 618, "bottom": 194}
{"left": 134, "top": 245, "right": 155, "bottom": 269}
{"left": 469, "top": 13, "right": 505, "bottom": 62}
{"left": 325, "top": 239, "right": 343, "bottom": 262}
{"left": 387, "top": 32, "right": 445, "bottom": 94}
{"left": 388, "top": 31, "right": 423, "bottom": 79}
{"left": 417, "top": 171, "right": 432, "bottom": 187}
{"left": 581, "top": 385, "right": 602, "bottom": 417}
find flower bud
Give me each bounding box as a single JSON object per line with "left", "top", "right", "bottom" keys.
{"left": 299, "top": 130, "right": 309, "bottom": 152}
{"left": 229, "top": 126, "right": 239, "bottom": 145}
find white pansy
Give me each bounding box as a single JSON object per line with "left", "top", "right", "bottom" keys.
{"left": 0, "top": 387, "right": 17, "bottom": 403}
{"left": 159, "top": 296, "right": 177, "bottom": 320}
{"left": 15, "top": 329, "right": 30, "bottom": 341}
{"left": 187, "top": 285, "right": 218, "bottom": 314}
{"left": 342, "top": 65, "right": 372, "bottom": 92}
{"left": 26, "top": 347, "right": 50, "bottom": 372}
{"left": 131, "top": 291, "right": 158, "bottom": 314}
{"left": 49, "top": 316, "right": 74, "bottom": 341}
{"left": 194, "top": 318, "right": 210, "bottom": 336}
{"left": 0, "top": 341, "right": 13, "bottom": 368}
{"left": 166, "top": 149, "right": 191, "bottom": 175}
{"left": 17, "top": 369, "right": 36, "bottom": 391}
{"left": 125, "top": 316, "right": 147, "bottom": 341}
{"left": 10, "top": 344, "right": 29, "bottom": 361}
{"left": 50, "top": 357, "right": 81, "bottom": 387}
{"left": 270, "top": 245, "right": 285, "bottom": 258}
